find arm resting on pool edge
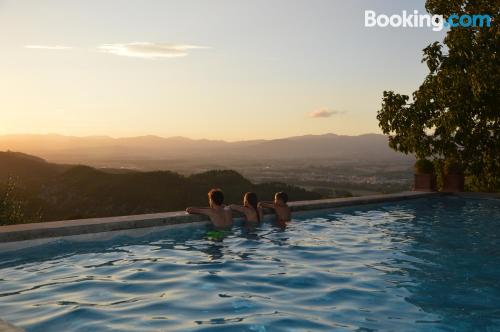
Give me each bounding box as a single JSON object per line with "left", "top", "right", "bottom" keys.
{"left": 186, "top": 207, "right": 214, "bottom": 217}
{"left": 229, "top": 204, "right": 246, "bottom": 213}
{"left": 258, "top": 202, "right": 275, "bottom": 209}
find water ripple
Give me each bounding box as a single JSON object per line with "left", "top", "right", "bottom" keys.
{"left": 1, "top": 197, "right": 500, "bottom": 331}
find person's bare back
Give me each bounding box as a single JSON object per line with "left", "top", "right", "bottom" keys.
{"left": 208, "top": 206, "right": 233, "bottom": 228}
{"left": 272, "top": 204, "right": 291, "bottom": 222}
{"left": 229, "top": 192, "right": 262, "bottom": 223}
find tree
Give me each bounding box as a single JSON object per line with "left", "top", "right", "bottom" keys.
{"left": 377, "top": 1, "right": 499, "bottom": 191}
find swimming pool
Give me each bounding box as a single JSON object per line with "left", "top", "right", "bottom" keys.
{"left": 1, "top": 196, "right": 499, "bottom": 331}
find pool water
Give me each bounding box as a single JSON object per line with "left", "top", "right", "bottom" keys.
{"left": 1, "top": 196, "right": 500, "bottom": 331}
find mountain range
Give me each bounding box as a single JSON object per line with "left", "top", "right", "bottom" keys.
{"left": 0, "top": 133, "right": 412, "bottom": 163}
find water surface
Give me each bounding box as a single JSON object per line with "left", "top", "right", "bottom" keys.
{"left": 1, "top": 196, "right": 499, "bottom": 331}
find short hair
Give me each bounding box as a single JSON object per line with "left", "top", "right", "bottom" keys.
{"left": 275, "top": 192, "right": 288, "bottom": 203}
{"left": 208, "top": 188, "right": 224, "bottom": 205}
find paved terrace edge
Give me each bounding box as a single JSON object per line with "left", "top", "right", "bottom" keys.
{"left": 0, "top": 191, "right": 443, "bottom": 243}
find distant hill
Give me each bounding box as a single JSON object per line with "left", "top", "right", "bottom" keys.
{"left": 0, "top": 151, "right": 67, "bottom": 184}
{"left": 0, "top": 151, "right": 321, "bottom": 222}
{"left": 0, "top": 133, "right": 412, "bottom": 163}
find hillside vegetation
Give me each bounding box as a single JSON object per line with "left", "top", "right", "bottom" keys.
{"left": 0, "top": 151, "right": 321, "bottom": 224}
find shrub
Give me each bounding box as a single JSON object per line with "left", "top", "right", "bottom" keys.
{"left": 414, "top": 159, "right": 435, "bottom": 174}
{"left": 0, "top": 177, "right": 26, "bottom": 225}
{"left": 444, "top": 159, "right": 463, "bottom": 175}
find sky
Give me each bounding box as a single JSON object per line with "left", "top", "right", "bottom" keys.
{"left": 0, "top": 0, "right": 446, "bottom": 141}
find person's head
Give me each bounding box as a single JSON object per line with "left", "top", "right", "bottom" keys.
{"left": 244, "top": 192, "right": 258, "bottom": 208}
{"left": 244, "top": 192, "right": 259, "bottom": 221}
{"left": 208, "top": 188, "right": 224, "bottom": 207}
{"left": 274, "top": 192, "right": 288, "bottom": 205}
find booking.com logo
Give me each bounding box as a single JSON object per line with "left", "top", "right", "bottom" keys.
{"left": 365, "top": 10, "right": 492, "bottom": 31}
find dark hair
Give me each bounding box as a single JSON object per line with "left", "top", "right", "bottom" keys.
{"left": 208, "top": 188, "right": 224, "bottom": 206}
{"left": 275, "top": 192, "right": 288, "bottom": 204}
{"left": 244, "top": 192, "right": 259, "bottom": 221}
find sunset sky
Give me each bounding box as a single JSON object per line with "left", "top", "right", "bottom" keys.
{"left": 0, "top": 0, "right": 446, "bottom": 141}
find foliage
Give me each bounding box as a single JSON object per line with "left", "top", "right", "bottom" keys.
{"left": 414, "top": 159, "right": 435, "bottom": 174}
{"left": 0, "top": 152, "right": 323, "bottom": 223}
{"left": 0, "top": 177, "right": 26, "bottom": 225}
{"left": 377, "top": 0, "right": 499, "bottom": 191}
{"left": 444, "top": 159, "right": 463, "bottom": 175}
{"left": 42, "top": 168, "right": 322, "bottom": 221}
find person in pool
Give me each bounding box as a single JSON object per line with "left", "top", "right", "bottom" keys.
{"left": 229, "top": 192, "right": 262, "bottom": 223}
{"left": 258, "top": 192, "right": 291, "bottom": 222}
{"left": 186, "top": 188, "right": 233, "bottom": 228}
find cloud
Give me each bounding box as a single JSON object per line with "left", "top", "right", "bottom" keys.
{"left": 308, "top": 109, "right": 342, "bottom": 118}
{"left": 25, "top": 45, "right": 73, "bottom": 50}
{"left": 98, "top": 42, "right": 208, "bottom": 59}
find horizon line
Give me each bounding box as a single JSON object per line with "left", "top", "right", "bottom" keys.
{"left": 0, "top": 132, "right": 383, "bottom": 143}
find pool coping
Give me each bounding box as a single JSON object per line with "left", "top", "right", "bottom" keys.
{"left": 0, "top": 191, "right": 443, "bottom": 245}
